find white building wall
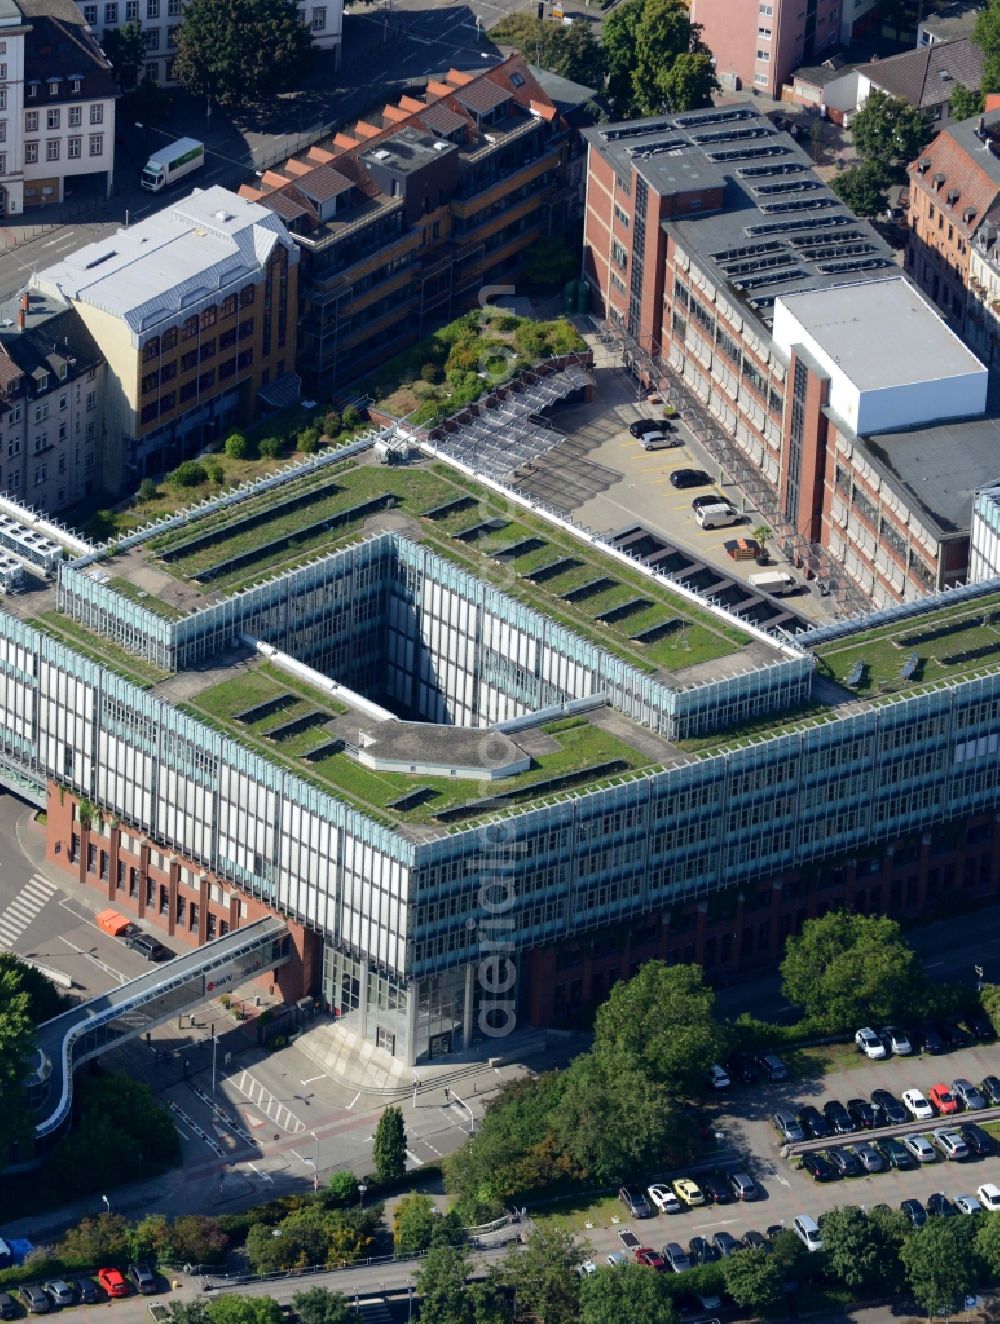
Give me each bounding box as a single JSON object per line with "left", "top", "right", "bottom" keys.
{"left": 971, "top": 483, "right": 1000, "bottom": 583}
{"left": 0, "top": 17, "right": 27, "bottom": 215}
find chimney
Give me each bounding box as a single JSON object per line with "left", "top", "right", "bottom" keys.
{"left": 980, "top": 114, "right": 987, "bottom": 136}
{"left": 17, "top": 308, "right": 24, "bottom": 331}
{"left": 19, "top": 291, "right": 28, "bottom": 313}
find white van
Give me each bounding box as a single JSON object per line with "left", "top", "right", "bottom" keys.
{"left": 792, "top": 1214, "right": 823, "bottom": 1252}
{"left": 749, "top": 569, "right": 796, "bottom": 596}
{"left": 695, "top": 502, "right": 740, "bottom": 530}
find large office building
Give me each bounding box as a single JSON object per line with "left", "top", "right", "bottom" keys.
{"left": 0, "top": 413, "right": 996, "bottom": 1063}
{"left": 582, "top": 105, "right": 1000, "bottom": 608}
{"left": 240, "top": 56, "right": 579, "bottom": 394}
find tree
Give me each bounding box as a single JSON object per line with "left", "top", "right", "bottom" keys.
{"left": 138, "top": 478, "right": 158, "bottom": 503}
{"left": 974, "top": 0, "right": 1000, "bottom": 96}
{"left": 489, "top": 13, "right": 606, "bottom": 88}
{"left": 127, "top": 1214, "right": 170, "bottom": 1264}
{"left": 0, "top": 966, "right": 34, "bottom": 1166}
{"left": 174, "top": 0, "right": 314, "bottom": 110}
{"left": 981, "top": 982, "right": 1000, "bottom": 1036}
{"left": 415, "top": 1244, "right": 474, "bottom": 1324}
{"left": 167, "top": 460, "right": 208, "bottom": 488}
{"left": 817, "top": 1206, "right": 881, "bottom": 1290}
{"left": 0, "top": 953, "right": 68, "bottom": 1024}
{"left": 258, "top": 437, "right": 285, "bottom": 460}
{"left": 393, "top": 1193, "right": 438, "bottom": 1255}
{"left": 57, "top": 1214, "right": 130, "bottom": 1265}
{"left": 205, "top": 1297, "right": 283, "bottom": 1324}
{"left": 168, "top": 1215, "right": 229, "bottom": 1265}
{"left": 289, "top": 1289, "right": 353, "bottom": 1324}
{"left": 831, "top": 163, "right": 889, "bottom": 219}
{"left": 324, "top": 1171, "right": 359, "bottom": 1205}
{"left": 500, "top": 1223, "right": 582, "bottom": 1324}
{"left": 659, "top": 51, "right": 719, "bottom": 113}
{"left": 372, "top": 1104, "right": 406, "bottom": 1183}
{"left": 780, "top": 911, "right": 928, "bottom": 1032}
{"left": 900, "top": 1218, "right": 978, "bottom": 1315}
{"left": 166, "top": 1306, "right": 209, "bottom": 1324}
{"left": 521, "top": 235, "right": 577, "bottom": 292}
{"left": 949, "top": 84, "right": 985, "bottom": 121}
{"left": 632, "top": 0, "right": 716, "bottom": 115}
{"left": 975, "top": 1207, "right": 1000, "bottom": 1278}
{"left": 224, "top": 432, "right": 251, "bottom": 459}
{"left": 851, "top": 90, "right": 935, "bottom": 183}
{"left": 603, "top": 0, "right": 643, "bottom": 117}
{"left": 102, "top": 21, "right": 146, "bottom": 91}
{"left": 580, "top": 1262, "right": 677, "bottom": 1324}
{"left": 722, "top": 1246, "right": 786, "bottom": 1313}
{"left": 592, "top": 961, "right": 723, "bottom": 1095}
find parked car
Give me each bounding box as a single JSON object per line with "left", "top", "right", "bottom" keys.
{"left": 41, "top": 1284, "right": 75, "bottom": 1309}
{"left": 577, "top": 1259, "right": 597, "bottom": 1278}
{"left": 877, "top": 1136, "right": 917, "bottom": 1170}
{"left": 635, "top": 1248, "right": 666, "bottom": 1270}
{"left": 126, "top": 1266, "right": 157, "bottom": 1297}
{"left": 828, "top": 1147, "right": 863, "bottom": 1177}
{"left": 18, "top": 1290, "right": 48, "bottom": 1316}
{"left": 953, "top": 1079, "right": 987, "bottom": 1111}
{"left": 901, "top": 1134, "right": 937, "bottom": 1164}
{"left": 881, "top": 1026, "right": 913, "bottom": 1055}
{"left": 620, "top": 1186, "right": 654, "bottom": 1218}
{"left": 900, "top": 1198, "right": 927, "bottom": 1228}
{"left": 606, "top": 1252, "right": 628, "bottom": 1267}
{"left": 0, "top": 1294, "right": 18, "bottom": 1321}
{"left": 902, "top": 1089, "right": 935, "bottom": 1121}
{"left": 728, "top": 1171, "right": 759, "bottom": 1201}
{"left": 792, "top": 1215, "right": 823, "bottom": 1253}
{"left": 977, "top": 1183, "right": 1000, "bottom": 1212}
{"left": 930, "top": 1021, "right": 959, "bottom": 1049}
{"left": 673, "top": 1178, "right": 705, "bottom": 1208}
{"left": 124, "top": 933, "right": 168, "bottom": 961}
{"left": 871, "top": 1089, "right": 909, "bottom": 1127}
{"left": 70, "top": 1281, "right": 98, "bottom": 1306}
{"left": 711, "top": 1232, "right": 740, "bottom": 1258}
{"left": 661, "top": 1244, "right": 690, "bottom": 1273}
{"left": 932, "top": 1128, "right": 968, "bottom": 1160}
{"left": 670, "top": 468, "right": 711, "bottom": 489}
{"left": 699, "top": 1172, "right": 733, "bottom": 1205}
{"left": 855, "top": 1027, "right": 887, "bottom": 1059}
{"left": 960, "top": 1123, "right": 994, "bottom": 1157}
{"left": 846, "top": 1098, "right": 877, "bottom": 1130}
{"left": 801, "top": 1151, "right": 838, "bottom": 1182}
{"left": 772, "top": 1109, "right": 804, "bottom": 1143}
{"left": 851, "top": 1142, "right": 884, "bottom": 1173}
{"left": 926, "top": 1192, "right": 957, "bottom": 1217}
{"left": 797, "top": 1105, "right": 832, "bottom": 1139}
{"left": 945, "top": 1020, "right": 972, "bottom": 1049}
{"left": 688, "top": 1236, "right": 720, "bottom": 1265}
{"left": 954, "top": 1193, "right": 983, "bottom": 1216}
{"left": 629, "top": 418, "right": 663, "bottom": 438}
{"left": 929, "top": 1083, "right": 959, "bottom": 1116}
{"left": 707, "top": 1063, "right": 730, "bottom": 1090}
{"left": 96, "top": 1271, "right": 127, "bottom": 1300}
{"left": 648, "top": 1183, "right": 682, "bottom": 1214}
{"left": 742, "top": 1230, "right": 771, "bottom": 1252}
{"left": 824, "top": 1100, "right": 856, "bottom": 1134}
{"left": 963, "top": 1010, "right": 995, "bottom": 1041}
{"left": 692, "top": 493, "right": 728, "bottom": 513}
{"left": 981, "top": 1075, "right": 1000, "bottom": 1106}
{"left": 756, "top": 1053, "right": 789, "bottom": 1082}
{"left": 918, "top": 1025, "right": 946, "bottom": 1055}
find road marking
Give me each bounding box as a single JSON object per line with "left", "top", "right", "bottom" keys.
{"left": 405, "top": 1149, "right": 424, "bottom": 1167}
{"left": 300, "top": 1074, "right": 327, "bottom": 1085}
{"left": 346, "top": 1091, "right": 361, "bottom": 1110}
{"left": 56, "top": 933, "right": 127, "bottom": 984}
{"left": 247, "top": 1162, "right": 273, "bottom": 1184}
{"left": 231, "top": 1068, "right": 305, "bottom": 1134}
{"left": 0, "top": 874, "right": 56, "bottom": 950}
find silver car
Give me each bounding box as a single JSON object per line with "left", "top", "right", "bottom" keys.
{"left": 850, "top": 1142, "right": 884, "bottom": 1173}
{"left": 955, "top": 1193, "right": 983, "bottom": 1216}
{"left": 953, "top": 1078, "right": 987, "bottom": 1111}
{"left": 933, "top": 1128, "right": 969, "bottom": 1160}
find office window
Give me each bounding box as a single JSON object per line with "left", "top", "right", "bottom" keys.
{"left": 198, "top": 369, "right": 215, "bottom": 391}
{"left": 239, "top": 284, "right": 255, "bottom": 307}
{"left": 68, "top": 137, "right": 81, "bottom": 159}
{"left": 756, "top": 48, "right": 770, "bottom": 60}
{"left": 758, "top": 25, "right": 771, "bottom": 36}
{"left": 200, "top": 306, "right": 217, "bottom": 330}
{"left": 89, "top": 134, "right": 103, "bottom": 156}
{"left": 34, "top": 465, "right": 45, "bottom": 486}
{"left": 90, "top": 103, "right": 103, "bottom": 125}
{"left": 27, "top": 82, "right": 37, "bottom": 98}
{"left": 24, "top": 141, "right": 37, "bottom": 163}
{"left": 221, "top": 293, "right": 238, "bottom": 318}
{"left": 104, "top": 1, "right": 117, "bottom": 20}
{"left": 69, "top": 105, "right": 82, "bottom": 126}
{"left": 24, "top": 111, "right": 37, "bottom": 132}
{"left": 126, "top": 0, "right": 138, "bottom": 14}
{"left": 147, "top": 0, "right": 159, "bottom": 15}
{"left": 46, "top": 139, "right": 59, "bottom": 161}
{"left": 181, "top": 315, "right": 198, "bottom": 341}
{"left": 181, "top": 349, "right": 197, "bottom": 371}
{"left": 162, "top": 326, "right": 177, "bottom": 350}
{"left": 47, "top": 108, "right": 60, "bottom": 130}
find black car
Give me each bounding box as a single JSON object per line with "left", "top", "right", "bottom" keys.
{"left": 797, "top": 1105, "right": 832, "bottom": 1139}
{"left": 960, "top": 1123, "right": 994, "bottom": 1157}
{"left": 824, "top": 1100, "right": 856, "bottom": 1135}
{"left": 125, "top": 933, "right": 168, "bottom": 961}
{"left": 693, "top": 493, "right": 728, "bottom": 514}
{"left": 70, "top": 1282, "right": 98, "bottom": 1306}
{"left": 629, "top": 418, "right": 662, "bottom": 438}
{"left": 846, "top": 1098, "right": 877, "bottom": 1130}
{"left": 712, "top": 1232, "right": 740, "bottom": 1259}
{"left": 900, "top": 1199, "right": 927, "bottom": 1229}
{"left": 919, "top": 1025, "right": 946, "bottom": 1055}
{"left": 871, "top": 1089, "right": 908, "bottom": 1127}
{"left": 828, "top": 1146, "right": 863, "bottom": 1177}
{"left": 0, "top": 1295, "right": 19, "bottom": 1321}
{"left": 983, "top": 1075, "right": 1000, "bottom": 1106}
{"left": 945, "top": 1020, "right": 971, "bottom": 1048}
{"left": 742, "top": 1230, "right": 771, "bottom": 1252}
{"left": 756, "top": 1053, "right": 789, "bottom": 1082}
{"left": 766, "top": 1224, "right": 788, "bottom": 1243}
{"left": 127, "top": 1266, "right": 157, "bottom": 1297}
{"left": 688, "top": 1236, "right": 720, "bottom": 1265}
{"left": 964, "top": 1010, "right": 995, "bottom": 1041}
{"left": 801, "top": 1151, "right": 837, "bottom": 1182}
{"left": 927, "top": 1193, "right": 957, "bottom": 1218}
{"left": 700, "top": 1173, "right": 734, "bottom": 1205}
{"left": 930, "top": 1021, "right": 957, "bottom": 1049}
{"left": 877, "top": 1137, "right": 917, "bottom": 1170}
{"left": 669, "top": 468, "right": 711, "bottom": 490}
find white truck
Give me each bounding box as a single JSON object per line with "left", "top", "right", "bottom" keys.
{"left": 140, "top": 137, "right": 205, "bottom": 192}
{"left": 749, "top": 569, "right": 796, "bottom": 596}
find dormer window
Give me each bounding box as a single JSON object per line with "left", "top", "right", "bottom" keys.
{"left": 36, "top": 371, "right": 48, "bottom": 392}
{"left": 48, "top": 78, "right": 60, "bottom": 96}
{"left": 59, "top": 364, "right": 67, "bottom": 381}
{"left": 71, "top": 78, "right": 82, "bottom": 94}
{"left": 27, "top": 82, "right": 38, "bottom": 98}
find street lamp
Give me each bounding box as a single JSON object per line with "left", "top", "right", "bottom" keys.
{"left": 358, "top": 1181, "right": 368, "bottom": 1212}
{"left": 311, "top": 1131, "right": 319, "bottom": 1192}
{"left": 101, "top": 1194, "right": 110, "bottom": 1215}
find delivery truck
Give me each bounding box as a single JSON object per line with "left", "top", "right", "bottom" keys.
{"left": 140, "top": 138, "right": 205, "bottom": 192}
{"left": 749, "top": 569, "right": 796, "bottom": 596}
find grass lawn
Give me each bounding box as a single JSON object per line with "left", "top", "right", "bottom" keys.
{"left": 980, "top": 1120, "right": 1000, "bottom": 1140}
{"left": 795, "top": 1042, "right": 867, "bottom": 1076}
{"left": 108, "top": 576, "right": 186, "bottom": 621}
{"left": 33, "top": 612, "right": 169, "bottom": 688}
{"left": 532, "top": 1193, "right": 622, "bottom": 1236}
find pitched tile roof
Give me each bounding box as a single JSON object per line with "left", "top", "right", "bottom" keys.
{"left": 417, "top": 101, "right": 469, "bottom": 137}
{"left": 20, "top": 0, "right": 117, "bottom": 102}
{"left": 456, "top": 79, "right": 512, "bottom": 116}
{"left": 859, "top": 36, "right": 984, "bottom": 111}
{"left": 908, "top": 109, "right": 1000, "bottom": 239}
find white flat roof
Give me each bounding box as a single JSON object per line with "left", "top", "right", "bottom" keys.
{"left": 774, "top": 276, "right": 985, "bottom": 391}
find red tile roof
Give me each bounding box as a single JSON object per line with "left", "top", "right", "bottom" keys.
{"left": 909, "top": 123, "right": 1000, "bottom": 239}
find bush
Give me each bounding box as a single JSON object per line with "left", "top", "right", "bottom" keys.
{"left": 297, "top": 427, "right": 320, "bottom": 454}
{"left": 224, "top": 432, "right": 251, "bottom": 460}
{"left": 166, "top": 460, "right": 208, "bottom": 488}
{"left": 420, "top": 361, "right": 443, "bottom": 384}
{"left": 258, "top": 437, "right": 285, "bottom": 460}
{"left": 341, "top": 405, "right": 361, "bottom": 429}
{"left": 493, "top": 313, "right": 519, "bottom": 333}
{"left": 322, "top": 411, "right": 341, "bottom": 437}
{"left": 138, "top": 478, "right": 158, "bottom": 503}
{"left": 207, "top": 461, "right": 225, "bottom": 484}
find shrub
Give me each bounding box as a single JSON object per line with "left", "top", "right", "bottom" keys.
{"left": 207, "top": 461, "right": 225, "bottom": 484}
{"left": 297, "top": 426, "right": 320, "bottom": 454}
{"left": 420, "top": 361, "right": 442, "bottom": 384}
{"left": 224, "top": 432, "right": 251, "bottom": 459}
{"left": 341, "top": 405, "right": 361, "bottom": 429}
{"left": 322, "top": 411, "right": 341, "bottom": 437}
{"left": 493, "top": 313, "right": 519, "bottom": 333}
{"left": 258, "top": 437, "right": 285, "bottom": 460}
{"left": 166, "top": 460, "right": 208, "bottom": 488}
{"left": 137, "top": 478, "right": 158, "bottom": 503}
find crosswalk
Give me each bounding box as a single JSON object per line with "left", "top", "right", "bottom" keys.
{"left": 0, "top": 874, "right": 57, "bottom": 950}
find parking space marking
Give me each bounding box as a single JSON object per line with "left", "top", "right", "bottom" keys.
{"left": 405, "top": 1149, "right": 424, "bottom": 1167}
{"left": 57, "top": 933, "right": 128, "bottom": 984}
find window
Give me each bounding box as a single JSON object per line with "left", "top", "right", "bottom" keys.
{"left": 34, "top": 464, "right": 45, "bottom": 486}
{"left": 758, "top": 25, "right": 771, "bottom": 36}
{"left": 86, "top": 390, "right": 96, "bottom": 411}
{"left": 126, "top": 0, "right": 138, "bottom": 14}
{"left": 47, "top": 109, "right": 60, "bottom": 130}
{"left": 182, "top": 315, "right": 198, "bottom": 341}
{"left": 69, "top": 105, "right": 82, "bottom": 127}
{"left": 142, "top": 336, "right": 159, "bottom": 362}
{"left": 59, "top": 393, "right": 67, "bottom": 412}
{"left": 160, "top": 391, "right": 175, "bottom": 411}
{"left": 160, "top": 361, "right": 176, "bottom": 384}
{"left": 200, "top": 306, "right": 216, "bottom": 330}
{"left": 199, "top": 338, "right": 216, "bottom": 361}
{"left": 144, "top": 62, "right": 159, "bottom": 81}
{"left": 238, "top": 318, "right": 253, "bottom": 340}
{"left": 237, "top": 348, "right": 253, "bottom": 370}
{"left": 104, "top": 2, "right": 117, "bottom": 20}
{"left": 24, "top": 111, "right": 37, "bottom": 132}
{"left": 27, "top": 82, "right": 38, "bottom": 98}
{"left": 180, "top": 349, "right": 197, "bottom": 371}
{"left": 162, "top": 327, "right": 177, "bottom": 351}
{"left": 68, "top": 137, "right": 81, "bottom": 159}
{"left": 198, "top": 369, "right": 215, "bottom": 391}
{"left": 71, "top": 78, "right": 82, "bottom": 94}
{"left": 143, "top": 27, "right": 159, "bottom": 48}
{"left": 312, "top": 5, "right": 326, "bottom": 29}
{"left": 7, "top": 437, "right": 19, "bottom": 457}
{"left": 46, "top": 139, "right": 60, "bottom": 162}
{"left": 90, "top": 103, "right": 103, "bottom": 125}
{"left": 239, "top": 284, "right": 255, "bottom": 307}
{"left": 85, "top": 419, "right": 96, "bottom": 440}
{"left": 0, "top": 64, "right": 6, "bottom": 80}
{"left": 48, "top": 79, "right": 60, "bottom": 96}
{"left": 24, "top": 141, "right": 37, "bottom": 164}
{"left": 83, "top": 4, "right": 97, "bottom": 21}
{"left": 756, "top": 48, "right": 770, "bottom": 60}
{"left": 221, "top": 293, "right": 238, "bottom": 318}
{"left": 168, "top": 0, "right": 181, "bottom": 12}
{"left": 219, "top": 327, "right": 237, "bottom": 350}
{"left": 147, "top": 0, "right": 159, "bottom": 14}
{"left": 167, "top": 24, "right": 179, "bottom": 45}
{"left": 180, "top": 379, "right": 197, "bottom": 402}
{"left": 611, "top": 239, "right": 628, "bottom": 270}
{"left": 0, "top": 154, "right": 6, "bottom": 175}
{"left": 89, "top": 134, "right": 103, "bottom": 156}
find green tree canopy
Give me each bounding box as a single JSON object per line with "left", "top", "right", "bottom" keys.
{"left": 57, "top": 1214, "right": 130, "bottom": 1265}
{"left": 659, "top": 52, "right": 719, "bottom": 113}
{"left": 102, "top": 21, "right": 146, "bottom": 91}
{"left": 373, "top": 1104, "right": 406, "bottom": 1183}
{"left": 949, "top": 84, "right": 985, "bottom": 121}
{"left": 851, "top": 90, "right": 935, "bottom": 183}
{"left": 721, "top": 1245, "right": 786, "bottom": 1313}
{"left": 780, "top": 911, "right": 928, "bottom": 1031}
{"left": 289, "top": 1288, "right": 353, "bottom": 1324}
{"left": 900, "top": 1217, "right": 979, "bottom": 1315}
{"left": 205, "top": 1297, "right": 283, "bottom": 1324}
{"left": 393, "top": 1193, "right": 438, "bottom": 1256}
{"left": 817, "top": 1206, "right": 882, "bottom": 1290}
{"left": 592, "top": 960, "right": 723, "bottom": 1094}
{"left": 499, "top": 1223, "right": 582, "bottom": 1324}
{"left": 830, "top": 163, "right": 889, "bottom": 219}
{"left": 174, "top": 0, "right": 314, "bottom": 109}
{"left": 0, "top": 954, "right": 69, "bottom": 1024}
{"left": 0, "top": 965, "right": 35, "bottom": 1167}
{"left": 579, "top": 1261, "right": 678, "bottom": 1323}
{"left": 974, "top": 0, "right": 1000, "bottom": 95}
{"left": 489, "top": 13, "right": 606, "bottom": 88}
{"left": 603, "top": 0, "right": 643, "bottom": 117}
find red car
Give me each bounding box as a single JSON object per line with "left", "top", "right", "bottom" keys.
{"left": 635, "top": 1248, "right": 666, "bottom": 1271}
{"left": 929, "top": 1083, "right": 960, "bottom": 1115}
{"left": 96, "top": 1270, "right": 128, "bottom": 1299}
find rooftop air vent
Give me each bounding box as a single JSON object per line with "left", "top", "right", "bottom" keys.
{"left": 214, "top": 210, "right": 234, "bottom": 222}
{"left": 372, "top": 149, "right": 392, "bottom": 161}
{"left": 432, "top": 141, "right": 450, "bottom": 150}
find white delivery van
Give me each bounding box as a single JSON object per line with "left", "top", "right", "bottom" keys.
{"left": 141, "top": 138, "right": 205, "bottom": 192}
{"left": 749, "top": 569, "right": 796, "bottom": 596}
{"left": 695, "top": 502, "right": 740, "bottom": 530}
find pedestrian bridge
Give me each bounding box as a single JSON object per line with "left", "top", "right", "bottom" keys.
{"left": 32, "top": 916, "right": 290, "bottom": 1138}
